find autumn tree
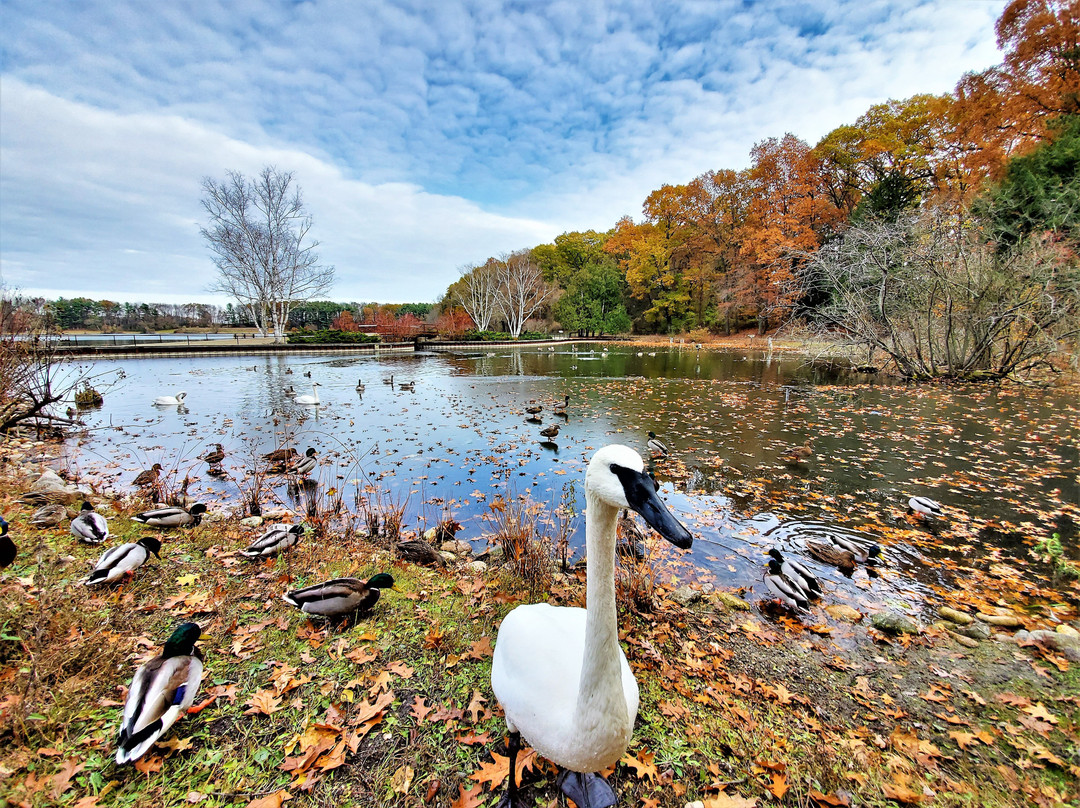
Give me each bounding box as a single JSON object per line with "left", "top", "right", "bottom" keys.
{"left": 453, "top": 261, "right": 501, "bottom": 333}
{"left": 493, "top": 251, "right": 553, "bottom": 338}
{"left": 554, "top": 263, "right": 631, "bottom": 336}
{"left": 201, "top": 166, "right": 335, "bottom": 343}
{"left": 331, "top": 310, "right": 359, "bottom": 332}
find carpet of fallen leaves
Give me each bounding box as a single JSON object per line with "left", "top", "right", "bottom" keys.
{"left": 1, "top": 434, "right": 1077, "bottom": 808}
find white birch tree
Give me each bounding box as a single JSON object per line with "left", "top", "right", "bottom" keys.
{"left": 493, "top": 251, "right": 553, "bottom": 338}
{"left": 458, "top": 260, "right": 501, "bottom": 332}
{"left": 201, "top": 167, "right": 334, "bottom": 342}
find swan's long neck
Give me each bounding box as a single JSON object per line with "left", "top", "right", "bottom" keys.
{"left": 573, "top": 490, "right": 628, "bottom": 734}
{"left": 311, "top": 386, "right": 320, "bottom": 403}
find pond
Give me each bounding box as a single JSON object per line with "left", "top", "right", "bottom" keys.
{"left": 64, "top": 344, "right": 1079, "bottom": 631}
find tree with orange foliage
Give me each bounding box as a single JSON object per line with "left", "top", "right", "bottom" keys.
{"left": 331, "top": 310, "right": 359, "bottom": 332}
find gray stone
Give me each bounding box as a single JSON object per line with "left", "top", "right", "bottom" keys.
{"left": 951, "top": 621, "right": 991, "bottom": 640}
{"left": 670, "top": 585, "right": 702, "bottom": 607}
{"left": 938, "top": 606, "right": 974, "bottom": 625}
{"left": 1014, "top": 629, "right": 1080, "bottom": 661}
{"left": 239, "top": 516, "right": 263, "bottom": 527}
{"left": 712, "top": 591, "right": 751, "bottom": 612}
{"left": 871, "top": 610, "right": 920, "bottom": 635}
{"left": 466, "top": 560, "right": 488, "bottom": 574}
{"left": 441, "top": 539, "right": 472, "bottom": 556}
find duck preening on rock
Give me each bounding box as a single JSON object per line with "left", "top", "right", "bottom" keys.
{"left": 282, "top": 573, "right": 395, "bottom": 618}
{"left": 29, "top": 503, "right": 68, "bottom": 528}
{"left": 907, "top": 496, "right": 943, "bottom": 519}
{"left": 0, "top": 517, "right": 15, "bottom": 567}
{"left": 132, "top": 503, "right": 208, "bottom": 528}
{"left": 70, "top": 501, "right": 109, "bottom": 544}
{"left": 132, "top": 463, "right": 163, "bottom": 488}
{"left": 153, "top": 392, "right": 187, "bottom": 406}
{"left": 491, "top": 445, "right": 693, "bottom": 808}
{"left": 241, "top": 523, "right": 305, "bottom": 559}
{"left": 764, "top": 559, "right": 810, "bottom": 613}
{"left": 116, "top": 622, "right": 204, "bottom": 765}
{"left": 647, "top": 431, "right": 668, "bottom": 457}
{"left": 767, "top": 548, "right": 822, "bottom": 596}
{"left": 85, "top": 537, "right": 161, "bottom": 586}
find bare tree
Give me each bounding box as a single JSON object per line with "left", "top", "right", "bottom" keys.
{"left": 201, "top": 167, "right": 334, "bottom": 342}
{"left": 493, "top": 251, "right": 553, "bottom": 338}
{"left": 458, "top": 260, "right": 502, "bottom": 332}
{"left": 801, "top": 209, "right": 1080, "bottom": 380}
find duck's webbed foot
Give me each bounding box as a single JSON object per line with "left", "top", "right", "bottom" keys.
{"left": 556, "top": 770, "right": 617, "bottom": 808}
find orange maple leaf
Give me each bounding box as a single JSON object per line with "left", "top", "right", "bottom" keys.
{"left": 450, "top": 782, "right": 485, "bottom": 808}
{"left": 766, "top": 772, "right": 789, "bottom": 799}
{"left": 246, "top": 790, "right": 291, "bottom": 808}
{"left": 244, "top": 689, "right": 283, "bottom": 716}
{"left": 410, "top": 696, "right": 434, "bottom": 723}
{"left": 620, "top": 748, "right": 657, "bottom": 782}
{"left": 133, "top": 754, "right": 163, "bottom": 776}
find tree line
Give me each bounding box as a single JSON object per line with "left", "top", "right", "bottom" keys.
{"left": 440, "top": 0, "right": 1079, "bottom": 378}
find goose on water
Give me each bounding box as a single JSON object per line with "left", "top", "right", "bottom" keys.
{"left": 0, "top": 517, "right": 15, "bottom": 567}
{"left": 240, "top": 523, "right": 304, "bottom": 559}
{"left": 355, "top": 379, "right": 365, "bottom": 392}
{"left": 907, "top": 496, "right": 943, "bottom": 519}
{"left": 282, "top": 573, "right": 395, "bottom": 618}
{"left": 153, "top": 392, "right": 187, "bottom": 406}
{"left": 85, "top": 537, "right": 161, "bottom": 586}
{"left": 491, "top": 445, "right": 693, "bottom": 808}
{"left": 70, "top": 501, "right": 109, "bottom": 544}
{"left": 132, "top": 503, "right": 207, "bottom": 528}
{"left": 646, "top": 431, "right": 668, "bottom": 457}
{"left": 294, "top": 382, "right": 321, "bottom": 405}
{"left": 116, "top": 622, "right": 204, "bottom": 764}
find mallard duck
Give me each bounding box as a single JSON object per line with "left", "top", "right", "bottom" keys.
{"left": 552, "top": 395, "right": 569, "bottom": 413}
{"left": 491, "top": 445, "right": 693, "bottom": 808}
{"left": 115, "top": 622, "right": 204, "bottom": 765}
{"left": 804, "top": 540, "right": 857, "bottom": 573}
{"left": 70, "top": 501, "right": 109, "bottom": 544}
{"left": 824, "top": 534, "right": 880, "bottom": 565}
{"left": 202, "top": 444, "right": 225, "bottom": 467}
{"left": 240, "top": 523, "right": 304, "bottom": 558}
{"left": 263, "top": 446, "right": 298, "bottom": 463}
{"left": 780, "top": 440, "right": 813, "bottom": 464}
{"left": 282, "top": 573, "right": 396, "bottom": 618}
{"left": 290, "top": 448, "right": 318, "bottom": 477}
{"left": 132, "top": 463, "right": 163, "bottom": 488}
{"left": 85, "top": 537, "right": 161, "bottom": 585}
{"left": 647, "top": 431, "right": 668, "bottom": 457}
{"left": 764, "top": 559, "right": 810, "bottom": 613}
{"left": 0, "top": 517, "right": 15, "bottom": 567}
{"left": 294, "top": 383, "right": 321, "bottom": 405}
{"left": 29, "top": 503, "right": 68, "bottom": 528}
{"left": 132, "top": 503, "right": 207, "bottom": 528}
{"left": 540, "top": 424, "right": 561, "bottom": 440}
{"left": 19, "top": 488, "right": 78, "bottom": 506}
{"left": 907, "top": 496, "right": 943, "bottom": 519}
{"left": 767, "top": 548, "right": 822, "bottom": 596}
{"left": 153, "top": 392, "right": 187, "bottom": 406}
{"left": 396, "top": 539, "right": 446, "bottom": 567}
{"left": 525, "top": 404, "right": 542, "bottom": 415}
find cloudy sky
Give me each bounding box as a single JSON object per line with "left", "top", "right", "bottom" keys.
{"left": 1, "top": 0, "right": 1007, "bottom": 305}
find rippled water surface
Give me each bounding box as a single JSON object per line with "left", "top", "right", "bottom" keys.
{"left": 66, "top": 345, "right": 1080, "bottom": 628}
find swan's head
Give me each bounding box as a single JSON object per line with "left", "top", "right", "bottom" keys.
{"left": 586, "top": 445, "right": 693, "bottom": 550}
{"left": 174, "top": 392, "right": 187, "bottom": 401}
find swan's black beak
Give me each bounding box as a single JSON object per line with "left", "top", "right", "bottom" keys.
{"left": 611, "top": 464, "right": 693, "bottom": 549}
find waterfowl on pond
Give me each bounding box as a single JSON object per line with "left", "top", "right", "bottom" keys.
{"left": 780, "top": 440, "right": 813, "bottom": 464}
{"left": 907, "top": 496, "right": 943, "bottom": 519}
{"left": 525, "top": 404, "right": 542, "bottom": 415}
{"left": 540, "top": 424, "right": 561, "bottom": 440}
{"left": 646, "top": 431, "right": 668, "bottom": 457}
{"left": 290, "top": 447, "right": 318, "bottom": 476}
{"left": 153, "top": 392, "right": 187, "bottom": 406}
{"left": 29, "top": 503, "right": 68, "bottom": 528}
{"left": 0, "top": 517, "right": 15, "bottom": 567}
{"left": 491, "top": 445, "right": 693, "bottom": 808}
{"left": 396, "top": 539, "right": 446, "bottom": 567}
{"left": 282, "top": 573, "right": 396, "bottom": 618}
{"left": 804, "top": 540, "right": 857, "bottom": 573}
{"left": 398, "top": 380, "right": 415, "bottom": 391}
{"left": 294, "top": 382, "right": 321, "bottom": 405}
{"left": 764, "top": 559, "right": 810, "bottom": 613}
{"left": 132, "top": 503, "right": 207, "bottom": 528}
{"left": 553, "top": 395, "right": 570, "bottom": 413}
{"left": 767, "top": 548, "right": 822, "bottom": 596}
{"left": 355, "top": 379, "right": 365, "bottom": 392}
{"left": 115, "top": 622, "right": 204, "bottom": 765}
{"left": 132, "top": 463, "right": 163, "bottom": 488}
{"left": 240, "top": 523, "right": 304, "bottom": 559}
{"left": 85, "top": 537, "right": 161, "bottom": 586}
{"left": 824, "top": 533, "right": 881, "bottom": 565}
{"left": 262, "top": 446, "right": 298, "bottom": 463}
{"left": 70, "top": 501, "right": 109, "bottom": 544}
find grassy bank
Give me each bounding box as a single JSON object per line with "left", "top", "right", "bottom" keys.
{"left": 0, "top": 435, "right": 1077, "bottom": 808}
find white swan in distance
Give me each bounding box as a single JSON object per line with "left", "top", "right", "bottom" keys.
{"left": 294, "top": 383, "right": 321, "bottom": 405}
{"left": 491, "top": 444, "right": 694, "bottom": 808}
{"left": 153, "top": 391, "right": 187, "bottom": 406}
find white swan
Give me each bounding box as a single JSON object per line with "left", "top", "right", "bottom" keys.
{"left": 153, "top": 391, "right": 187, "bottom": 406}
{"left": 294, "top": 382, "right": 321, "bottom": 405}
{"left": 491, "top": 445, "right": 693, "bottom": 807}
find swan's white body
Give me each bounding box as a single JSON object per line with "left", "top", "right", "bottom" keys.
{"left": 492, "top": 445, "right": 647, "bottom": 774}
{"left": 154, "top": 392, "right": 187, "bottom": 406}
{"left": 294, "top": 383, "right": 321, "bottom": 405}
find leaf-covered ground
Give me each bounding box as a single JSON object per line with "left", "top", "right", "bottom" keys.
{"left": 1, "top": 424, "right": 1078, "bottom": 808}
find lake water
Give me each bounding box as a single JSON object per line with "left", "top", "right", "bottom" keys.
{"left": 65, "top": 344, "right": 1079, "bottom": 627}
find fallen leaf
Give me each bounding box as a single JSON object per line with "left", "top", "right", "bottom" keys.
{"left": 450, "top": 782, "right": 485, "bottom": 808}
{"left": 391, "top": 764, "right": 415, "bottom": 795}
{"left": 246, "top": 790, "right": 291, "bottom": 808}
{"left": 50, "top": 759, "right": 85, "bottom": 799}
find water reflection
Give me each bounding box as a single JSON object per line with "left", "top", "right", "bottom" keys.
{"left": 67, "top": 345, "right": 1079, "bottom": 630}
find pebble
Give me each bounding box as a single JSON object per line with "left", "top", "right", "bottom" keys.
{"left": 1057, "top": 624, "right": 1079, "bottom": 638}
{"left": 441, "top": 539, "right": 471, "bottom": 556}
{"left": 826, "top": 604, "right": 864, "bottom": 623}
{"left": 1013, "top": 629, "right": 1080, "bottom": 661}
{"left": 977, "top": 612, "right": 1023, "bottom": 628}
{"left": 871, "top": 611, "right": 920, "bottom": 634}
{"left": 949, "top": 620, "right": 991, "bottom": 641}
{"left": 670, "top": 585, "right": 702, "bottom": 607}
{"left": 466, "top": 560, "right": 488, "bottom": 574}
{"left": 946, "top": 629, "right": 980, "bottom": 648}
{"left": 938, "top": 606, "right": 974, "bottom": 625}
{"left": 711, "top": 592, "right": 750, "bottom": 612}
{"left": 239, "top": 516, "right": 264, "bottom": 527}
